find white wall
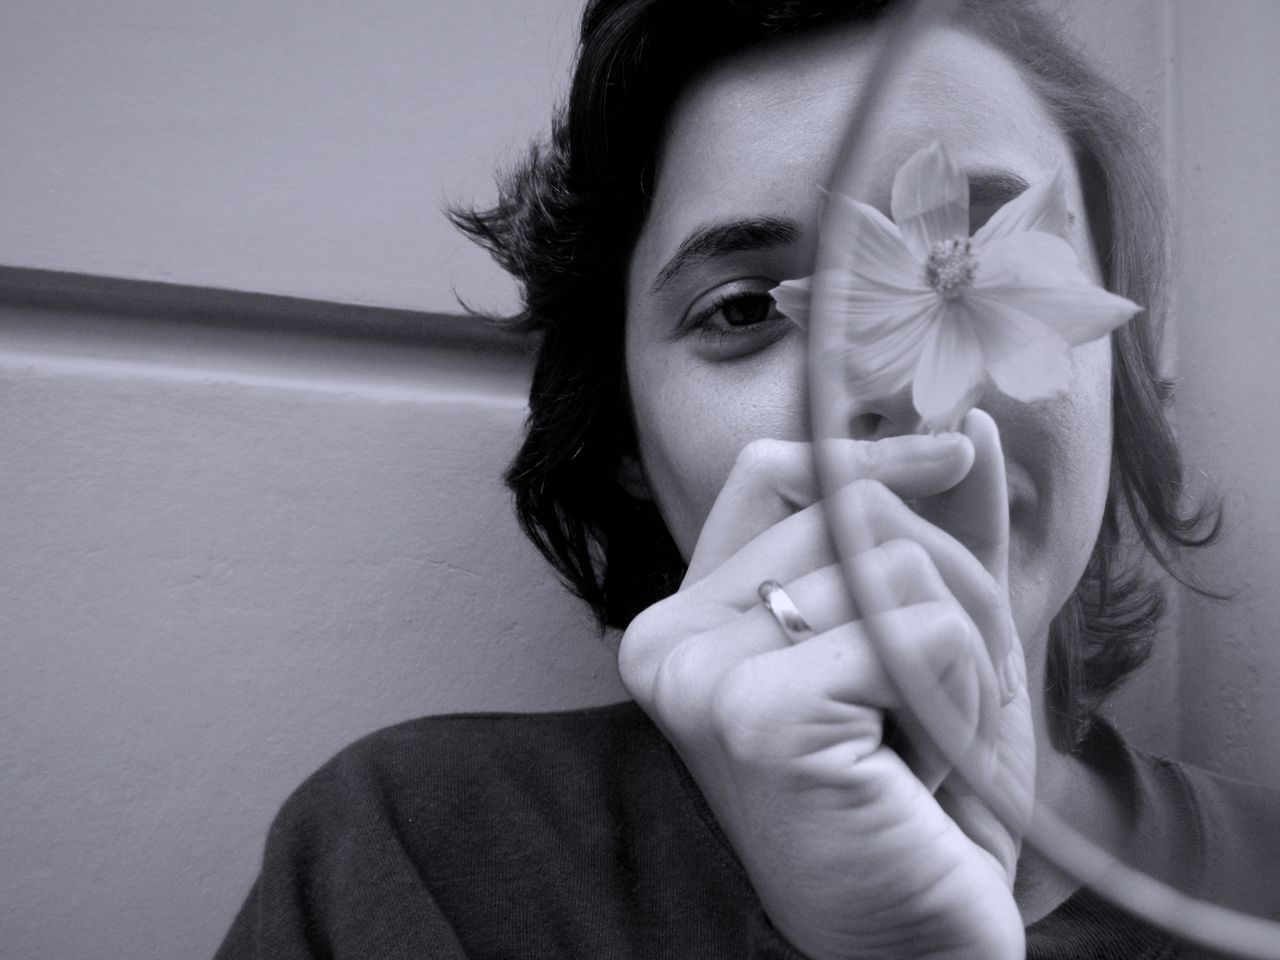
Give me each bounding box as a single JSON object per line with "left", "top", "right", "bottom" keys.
{"left": 0, "top": 0, "right": 582, "bottom": 314}
{"left": 1164, "top": 1, "right": 1280, "bottom": 785}
{"left": 0, "top": 287, "right": 627, "bottom": 960}
{"left": 2, "top": 3, "right": 1278, "bottom": 960}
{"left": 1, "top": 3, "right": 617, "bottom": 958}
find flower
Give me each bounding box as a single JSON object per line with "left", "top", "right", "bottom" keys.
{"left": 771, "top": 142, "right": 1142, "bottom": 431}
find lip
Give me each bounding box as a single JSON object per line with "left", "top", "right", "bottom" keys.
{"left": 899, "top": 459, "right": 1036, "bottom": 541}
{"left": 1004, "top": 460, "right": 1035, "bottom": 507}
{"left": 1004, "top": 460, "right": 1042, "bottom": 542}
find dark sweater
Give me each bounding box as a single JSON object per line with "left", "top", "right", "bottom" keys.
{"left": 216, "top": 701, "right": 1280, "bottom": 959}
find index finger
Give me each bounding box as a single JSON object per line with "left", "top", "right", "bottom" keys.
{"left": 911, "top": 407, "right": 1014, "bottom": 696}
{"left": 685, "top": 432, "right": 974, "bottom": 586}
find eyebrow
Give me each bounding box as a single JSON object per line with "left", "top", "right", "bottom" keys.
{"left": 650, "top": 216, "right": 803, "bottom": 294}
{"left": 648, "top": 174, "right": 1028, "bottom": 294}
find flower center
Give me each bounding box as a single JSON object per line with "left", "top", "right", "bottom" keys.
{"left": 924, "top": 237, "right": 977, "bottom": 301}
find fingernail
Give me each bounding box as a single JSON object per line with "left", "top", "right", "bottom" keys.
{"left": 918, "top": 432, "right": 966, "bottom": 458}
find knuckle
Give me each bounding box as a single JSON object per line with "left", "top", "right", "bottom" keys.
{"left": 851, "top": 536, "right": 928, "bottom": 591}
{"left": 939, "top": 604, "right": 979, "bottom": 667}
{"left": 855, "top": 438, "right": 883, "bottom": 475}
{"left": 648, "top": 638, "right": 701, "bottom": 708}
{"left": 849, "top": 475, "right": 884, "bottom": 499}
{"left": 633, "top": 640, "right": 714, "bottom": 742}
{"left": 881, "top": 536, "right": 930, "bottom": 571}
{"left": 618, "top": 604, "right": 701, "bottom": 709}
{"left": 914, "top": 602, "right": 976, "bottom": 688}
{"left": 834, "top": 476, "right": 886, "bottom": 524}
{"left": 934, "top": 601, "right": 975, "bottom": 645}
{"left": 976, "top": 574, "right": 1005, "bottom": 614}
{"left": 708, "top": 661, "right": 775, "bottom": 763}
{"left": 616, "top": 607, "right": 660, "bottom": 694}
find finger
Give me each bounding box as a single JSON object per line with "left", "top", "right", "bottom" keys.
{"left": 913, "top": 409, "right": 1015, "bottom": 700}
{"left": 693, "top": 540, "right": 978, "bottom": 667}
{"left": 785, "top": 477, "right": 1011, "bottom": 720}
{"left": 846, "top": 541, "right": 995, "bottom": 788}
{"left": 685, "top": 439, "right": 817, "bottom": 586}
{"left": 642, "top": 553, "right": 900, "bottom": 700}
{"left": 936, "top": 787, "right": 1020, "bottom": 886}
{"left": 618, "top": 569, "right": 836, "bottom": 714}
{"left": 651, "top": 565, "right": 857, "bottom": 688}
{"left": 915, "top": 409, "right": 1009, "bottom": 583}
{"left": 693, "top": 482, "right": 1011, "bottom": 682}
{"left": 685, "top": 433, "right": 974, "bottom": 585}
{"left": 708, "top": 548, "right": 990, "bottom": 792}
{"left": 935, "top": 688, "right": 1034, "bottom": 888}
{"left": 711, "top": 600, "right": 981, "bottom": 789}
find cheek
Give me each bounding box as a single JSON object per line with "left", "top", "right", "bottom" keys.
{"left": 1007, "top": 336, "right": 1113, "bottom": 643}
{"left": 627, "top": 345, "right": 807, "bottom": 561}
{"left": 1061, "top": 338, "right": 1114, "bottom": 512}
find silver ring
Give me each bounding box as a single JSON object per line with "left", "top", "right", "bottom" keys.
{"left": 757, "top": 579, "right": 816, "bottom": 644}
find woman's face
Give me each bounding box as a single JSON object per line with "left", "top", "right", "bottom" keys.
{"left": 623, "top": 20, "right": 1113, "bottom": 660}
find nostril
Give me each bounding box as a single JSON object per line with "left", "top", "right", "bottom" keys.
{"left": 849, "top": 413, "right": 881, "bottom": 439}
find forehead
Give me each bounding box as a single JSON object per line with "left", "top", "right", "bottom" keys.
{"left": 632, "top": 21, "right": 1068, "bottom": 275}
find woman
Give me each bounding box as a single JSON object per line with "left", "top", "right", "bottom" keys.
{"left": 216, "top": 1, "right": 1280, "bottom": 957}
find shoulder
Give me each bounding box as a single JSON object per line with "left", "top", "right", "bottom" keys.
{"left": 218, "top": 703, "right": 675, "bottom": 958}
{"left": 335, "top": 698, "right": 658, "bottom": 785}
{"left": 1167, "top": 754, "right": 1280, "bottom": 919}
{"left": 266, "top": 700, "right": 664, "bottom": 845}
{"left": 1087, "top": 721, "right": 1280, "bottom": 928}
{"left": 1030, "top": 723, "right": 1280, "bottom": 959}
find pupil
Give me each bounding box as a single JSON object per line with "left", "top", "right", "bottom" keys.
{"left": 723, "top": 295, "right": 771, "bottom": 326}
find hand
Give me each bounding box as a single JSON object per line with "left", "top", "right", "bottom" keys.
{"left": 618, "top": 410, "right": 1034, "bottom": 960}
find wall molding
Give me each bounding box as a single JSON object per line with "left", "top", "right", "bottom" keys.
{"left": 0, "top": 265, "right": 533, "bottom": 356}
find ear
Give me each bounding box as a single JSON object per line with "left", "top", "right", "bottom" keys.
{"left": 617, "top": 454, "right": 652, "bottom": 500}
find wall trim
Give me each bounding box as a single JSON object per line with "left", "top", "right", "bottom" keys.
{"left": 0, "top": 265, "right": 533, "bottom": 356}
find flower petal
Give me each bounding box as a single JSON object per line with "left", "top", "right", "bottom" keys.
{"left": 845, "top": 299, "right": 940, "bottom": 399}
{"left": 972, "top": 165, "right": 1070, "bottom": 244}
{"left": 771, "top": 276, "right": 811, "bottom": 327}
{"left": 772, "top": 271, "right": 935, "bottom": 337}
{"left": 891, "top": 142, "right": 970, "bottom": 262}
{"left": 911, "top": 305, "right": 986, "bottom": 431}
{"left": 782, "top": 192, "right": 932, "bottom": 337}
{"left": 962, "top": 297, "right": 1073, "bottom": 403}
{"left": 826, "top": 193, "right": 924, "bottom": 291}
{"left": 976, "top": 232, "right": 1143, "bottom": 344}
{"left": 829, "top": 276, "right": 936, "bottom": 339}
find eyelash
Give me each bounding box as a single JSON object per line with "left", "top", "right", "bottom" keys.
{"left": 684, "top": 283, "right": 791, "bottom": 349}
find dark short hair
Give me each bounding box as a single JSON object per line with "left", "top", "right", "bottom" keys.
{"left": 452, "top": 0, "right": 1221, "bottom": 752}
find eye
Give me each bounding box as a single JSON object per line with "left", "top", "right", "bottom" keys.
{"left": 968, "top": 199, "right": 1004, "bottom": 235}
{"left": 714, "top": 292, "right": 776, "bottom": 328}
{"left": 967, "top": 172, "right": 1031, "bottom": 233}
{"left": 682, "top": 280, "right": 792, "bottom": 357}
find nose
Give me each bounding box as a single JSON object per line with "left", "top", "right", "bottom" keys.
{"left": 845, "top": 380, "right": 927, "bottom": 441}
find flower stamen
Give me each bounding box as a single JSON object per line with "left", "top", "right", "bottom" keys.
{"left": 924, "top": 237, "right": 977, "bottom": 301}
